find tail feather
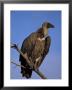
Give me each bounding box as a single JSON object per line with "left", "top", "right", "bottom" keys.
{"left": 19, "top": 55, "right": 32, "bottom": 78}
{"left": 21, "top": 68, "right": 32, "bottom": 78}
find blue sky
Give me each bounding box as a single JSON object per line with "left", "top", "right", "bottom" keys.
{"left": 11, "top": 11, "right": 61, "bottom": 79}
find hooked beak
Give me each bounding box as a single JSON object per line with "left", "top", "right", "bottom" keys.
{"left": 47, "top": 22, "right": 55, "bottom": 28}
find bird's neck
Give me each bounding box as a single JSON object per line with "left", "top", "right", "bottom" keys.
{"left": 38, "top": 33, "right": 48, "bottom": 41}
{"left": 43, "top": 28, "right": 48, "bottom": 37}
{"left": 37, "top": 27, "right": 48, "bottom": 40}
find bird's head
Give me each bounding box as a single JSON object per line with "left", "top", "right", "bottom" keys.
{"left": 42, "top": 21, "right": 54, "bottom": 29}
{"left": 42, "top": 22, "right": 54, "bottom": 36}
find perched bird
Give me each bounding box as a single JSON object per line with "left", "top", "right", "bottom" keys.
{"left": 19, "top": 22, "right": 54, "bottom": 78}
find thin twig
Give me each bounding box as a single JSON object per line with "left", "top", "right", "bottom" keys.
{"left": 11, "top": 43, "right": 47, "bottom": 79}
{"left": 11, "top": 61, "right": 26, "bottom": 69}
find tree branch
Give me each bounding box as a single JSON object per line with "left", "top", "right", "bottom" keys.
{"left": 11, "top": 43, "right": 47, "bottom": 79}
{"left": 11, "top": 61, "right": 26, "bottom": 69}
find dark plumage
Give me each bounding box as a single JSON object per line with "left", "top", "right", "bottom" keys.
{"left": 19, "top": 22, "right": 54, "bottom": 78}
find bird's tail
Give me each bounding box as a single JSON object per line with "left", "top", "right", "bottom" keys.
{"left": 21, "top": 67, "right": 32, "bottom": 79}
{"left": 19, "top": 55, "right": 32, "bottom": 79}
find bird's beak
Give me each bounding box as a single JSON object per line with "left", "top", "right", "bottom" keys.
{"left": 47, "top": 23, "right": 55, "bottom": 28}
{"left": 50, "top": 24, "right": 54, "bottom": 28}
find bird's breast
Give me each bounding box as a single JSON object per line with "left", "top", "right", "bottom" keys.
{"left": 31, "top": 39, "right": 45, "bottom": 60}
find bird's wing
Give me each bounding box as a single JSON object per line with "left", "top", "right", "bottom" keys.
{"left": 20, "top": 32, "right": 37, "bottom": 58}
{"left": 38, "top": 36, "right": 51, "bottom": 67}
{"left": 19, "top": 32, "right": 37, "bottom": 78}
{"left": 43, "top": 36, "right": 51, "bottom": 57}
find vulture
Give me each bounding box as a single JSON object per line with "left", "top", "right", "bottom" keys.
{"left": 19, "top": 22, "right": 54, "bottom": 78}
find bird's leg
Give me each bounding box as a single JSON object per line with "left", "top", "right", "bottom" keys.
{"left": 34, "top": 56, "right": 41, "bottom": 70}
{"left": 23, "top": 53, "right": 34, "bottom": 69}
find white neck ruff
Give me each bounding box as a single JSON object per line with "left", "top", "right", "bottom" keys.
{"left": 38, "top": 35, "right": 48, "bottom": 41}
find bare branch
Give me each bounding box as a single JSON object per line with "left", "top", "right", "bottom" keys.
{"left": 11, "top": 61, "right": 26, "bottom": 69}
{"left": 11, "top": 43, "right": 47, "bottom": 79}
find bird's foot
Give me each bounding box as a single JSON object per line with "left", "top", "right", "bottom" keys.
{"left": 33, "top": 64, "right": 39, "bottom": 71}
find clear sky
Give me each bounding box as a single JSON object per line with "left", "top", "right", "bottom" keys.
{"left": 11, "top": 11, "right": 61, "bottom": 79}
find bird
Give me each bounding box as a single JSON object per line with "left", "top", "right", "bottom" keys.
{"left": 19, "top": 21, "right": 54, "bottom": 78}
